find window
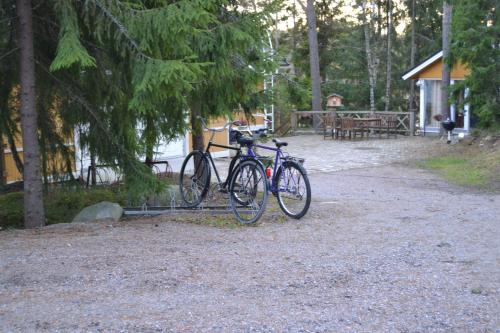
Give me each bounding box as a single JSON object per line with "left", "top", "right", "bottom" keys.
{"left": 424, "top": 80, "right": 442, "bottom": 128}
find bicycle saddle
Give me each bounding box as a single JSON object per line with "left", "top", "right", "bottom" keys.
{"left": 272, "top": 138, "right": 288, "bottom": 148}
{"left": 237, "top": 135, "right": 255, "bottom": 146}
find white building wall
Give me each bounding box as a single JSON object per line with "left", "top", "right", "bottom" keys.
{"left": 416, "top": 79, "right": 471, "bottom": 135}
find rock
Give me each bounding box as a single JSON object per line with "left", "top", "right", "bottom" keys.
{"left": 72, "top": 201, "right": 123, "bottom": 223}
{"left": 461, "top": 136, "right": 475, "bottom": 145}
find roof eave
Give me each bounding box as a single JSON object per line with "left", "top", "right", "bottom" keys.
{"left": 402, "top": 51, "right": 443, "bottom": 80}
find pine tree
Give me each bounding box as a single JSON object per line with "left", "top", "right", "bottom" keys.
{"left": 451, "top": 0, "right": 499, "bottom": 128}
{"left": 187, "top": 2, "right": 275, "bottom": 151}
{"left": 0, "top": 0, "right": 278, "bottom": 226}
{"left": 384, "top": 0, "right": 393, "bottom": 111}
{"left": 441, "top": 1, "right": 452, "bottom": 120}
{"left": 297, "top": 0, "right": 322, "bottom": 113}
{"left": 17, "top": 0, "right": 45, "bottom": 228}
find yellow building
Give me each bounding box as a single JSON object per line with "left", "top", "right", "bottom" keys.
{"left": 2, "top": 112, "right": 267, "bottom": 184}
{"left": 402, "top": 50, "right": 472, "bottom": 134}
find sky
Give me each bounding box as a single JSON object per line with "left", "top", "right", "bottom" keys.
{"left": 271, "top": 0, "right": 408, "bottom": 34}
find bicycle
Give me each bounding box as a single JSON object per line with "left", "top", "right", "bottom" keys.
{"left": 229, "top": 133, "right": 311, "bottom": 221}
{"left": 179, "top": 118, "right": 268, "bottom": 224}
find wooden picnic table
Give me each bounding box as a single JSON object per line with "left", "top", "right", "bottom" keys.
{"left": 352, "top": 118, "right": 382, "bottom": 138}
{"left": 352, "top": 118, "right": 381, "bottom": 127}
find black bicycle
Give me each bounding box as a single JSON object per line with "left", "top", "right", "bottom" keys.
{"left": 179, "top": 118, "right": 268, "bottom": 224}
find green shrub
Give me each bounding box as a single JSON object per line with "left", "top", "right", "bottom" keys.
{"left": 0, "top": 192, "right": 24, "bottom": 229}
{"left": 0, "top": 187, "right": 127, "bottom": 229}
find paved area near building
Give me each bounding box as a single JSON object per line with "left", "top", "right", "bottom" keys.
{"left": 209, "top": 135, "right": 445, "bottom": 180}
{"left": 275, "top": 135, "right": 447, "bottom": 174}
{"left": 1, "top": 135, "right": 499, "bottom": 332}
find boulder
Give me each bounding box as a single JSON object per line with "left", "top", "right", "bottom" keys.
{"left": 72, "top": 201, "right": 123, "bottom": 223}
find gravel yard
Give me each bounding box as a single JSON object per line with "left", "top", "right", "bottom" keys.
{"left": 1, "top": 136, "right": 499, "bottom": 332}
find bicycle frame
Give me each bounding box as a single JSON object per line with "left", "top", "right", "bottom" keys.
{"left": 203, "top": 139, "right": 242, "bottom": 188}
{"left": 246, "top": 143, "right": 286, "bottom": 194}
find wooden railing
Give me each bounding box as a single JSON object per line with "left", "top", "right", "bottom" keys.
{"left": 290, "top": 110, "right": 416, "bottom": 136}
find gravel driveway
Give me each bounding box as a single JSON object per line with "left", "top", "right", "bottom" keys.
{"left": 1, "top": 136, "right": 499, "bottom": 332}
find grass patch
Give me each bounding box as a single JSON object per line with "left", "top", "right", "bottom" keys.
{"left": 419, "top": 147, "right": 500, "bottom": 189}
{"left": 0, "top": 187, "right": 127, "bottom": 230}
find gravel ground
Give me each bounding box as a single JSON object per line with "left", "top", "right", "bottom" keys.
{"left": 1, "top": 137, "right": 499, "bottom": 332}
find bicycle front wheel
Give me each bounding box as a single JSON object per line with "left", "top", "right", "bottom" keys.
{"left": 179, "top": 150, "right": 211, "bottom": 207}
{"left": 275, "top": 160, "right": 311, "bottom": 219}
{"left": 229, "top": 160, "right": 268, "bottom": 224}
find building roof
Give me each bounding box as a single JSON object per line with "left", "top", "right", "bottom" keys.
{"left": 402, "top": 50, "right": 442, "bottom": 80}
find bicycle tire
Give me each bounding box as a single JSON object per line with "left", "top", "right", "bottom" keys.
{"left": 179, "top": 150, "right": 211, "bottom": 207}
{"left": 229, "top": 159, "right": 268, "bottom": 224}
{"left": 274, "top": 160, "right": 311, "bottom": 219}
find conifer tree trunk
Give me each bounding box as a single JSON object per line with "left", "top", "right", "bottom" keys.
{"left": 384, "top": 0, "right": 393, "bottom": 111}
{"left": 298, "top": 0, "right": 322, "bottom": 114}
{"left": 292, "top": 0, "right": 297, "bottom": 63}
{"left": 190, "top": 99, "right": 204, "bottom": 152}
{"left": 90, "top": 150, "right": 97, "bottom": 186}
{"left": 144, "top": 115, "right": 155, "bottom": 166}
{"left": 17, "top": 0, "right": 45, "bottom": 228}
{"left": 409, "top": 0, "right": 416, "bottom": 112}
{"left": 306, "top": 0, "right": 322, "bottom": 113}
{"left": 361, "top": 1, "right": 377, "bottom": 113}
{"left": 0, "top": 141, "right": 5, "bottom": 185}
{"left": 441, "top": 1, "right": 452, "bottom": 120}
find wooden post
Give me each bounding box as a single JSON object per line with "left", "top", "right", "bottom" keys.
{"left": 291, "top": 111, "right": 298, "bottom": 133}
{"left": 410, "top": 111, "right": 416, "bottom": 136}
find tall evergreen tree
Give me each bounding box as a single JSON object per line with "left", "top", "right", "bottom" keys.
{"left": 384, "top": 0, "right": 393, "bottom": 111}
{"left": 16, "top": 0, "right": 45, "bottom": 228}
{"left": 441, "top": 1, "right": 452, "bottom": 120}
{"left": 0, "top": 0, "right": 277, "bottom": 226}
{"left": 297, "top": 0, "right": 322, "bottom": 112}
{"left": 451, "top": 0, "right": 499, "bottom": 128}
{"left": 185, "top": 2, "right": 275, "bottom": 151}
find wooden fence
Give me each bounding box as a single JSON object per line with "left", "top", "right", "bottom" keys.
{"left": 290, "top": 110, "right": 416, "bottom": 136}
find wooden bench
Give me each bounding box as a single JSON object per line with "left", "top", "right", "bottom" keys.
{"left": 367, "top": 115, "right": 398, "bottom": 138}
{"left": 339, "top": 117, "right": 364, "bottom": 139}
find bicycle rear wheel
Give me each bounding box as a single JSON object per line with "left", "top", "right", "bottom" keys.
{"left": 229, "top": 160, "right": 268, "bottom": 224}
{"left": 275, "top": 160, "right": 311, "bottom": 219}
{"left": 179, "top": 150, "right": 211, "bottom": 207}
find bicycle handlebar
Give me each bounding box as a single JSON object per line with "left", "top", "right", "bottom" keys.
{"left": 196, "top": 116, "right": 237, "bottom": 133}
{"left": 196, "top": 115, "right": 270, "bottom": 141}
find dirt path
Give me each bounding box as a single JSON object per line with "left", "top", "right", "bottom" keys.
{"left": 1, "top": 137, "right": 499, "bottom": 332}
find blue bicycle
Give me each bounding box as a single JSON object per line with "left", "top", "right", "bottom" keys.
{"left": 229, "top": 132, "right": 311, "bottom": 223}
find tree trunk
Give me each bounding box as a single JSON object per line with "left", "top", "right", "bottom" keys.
{"left": 441, "top": 1, "right": 452, "bottom": 120}
{"left": 190, "top": 99, "right": 204, "bottom": 152}
{"left": 0, "top": 141, "right": 5, "bottom": 185}
{"left": 302, "top": 0, "right": 322, "bottom": 113}
{"left": 409, "top": 0, "right": 416, "bottom": 112}
{"left": 292, "top": 0, "right": 297, "bottom": 59}
{"left": 90, "top": 150, "right": 97, "bottom": 186}
{"left": 384, "top": 0, "right": 392, "bottom": 111}
{"left": 361, "top": 1, "right": 377, "bottom": 113}
{"left": 17, "top": 0, "right": 45, "bottom": 228}
{"left": 144, "top": 114, "right": 155, "bottom": 166}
